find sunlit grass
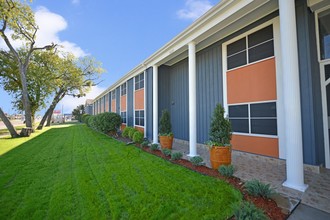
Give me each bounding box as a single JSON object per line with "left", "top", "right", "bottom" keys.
{"left": 0, "top": 124, "right": 242, "bottom": 219}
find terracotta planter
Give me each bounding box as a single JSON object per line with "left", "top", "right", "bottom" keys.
{"left": 159, "top": 135, "right": 174, "bottom": 149}
{"left": 210, "top": 146, "right": 231, "bottom": 169}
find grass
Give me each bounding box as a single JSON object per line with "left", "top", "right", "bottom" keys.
{"left": 0, "top": 124, "right": 242, "bottom": 219}
{"left": 0, "top": 125, "right": 25, "bottom": 135}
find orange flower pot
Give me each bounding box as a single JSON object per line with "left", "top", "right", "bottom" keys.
{"left": 159, "top": 135, "right": 174, "bottom": 149}
{"left": 210, "top": 146, "right": 231, "bottom": 169}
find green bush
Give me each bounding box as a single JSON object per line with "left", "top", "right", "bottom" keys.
{"left": 96, "top": 112, "right": 122, "bottom": 134}
{"left": 218, "top": 165, "right": 235, "bottom": 177}
{"left": 122, "top": 127, "right": 133, "bottom": 138}
{"left": 133, "top": 131, "right": 144, "bottom": 144}
{"left": 161, "top": 148, "right": 172, "bottom": 156}
{"left": 233, "top": 201, "right": 268, "bottom": 220}
{"left": 190, "top": 156, "right": 204, "bottom": 166}
{"left": 150, "top": 144, "right": 159, "bottom": 151}
{"left": 82, "top": 114, "right": 90, "bottom": 123}
{"left": 171, "top": 152, "right": 183, "bottom": 160}
{"left": 209, "top": 104, "right": 232, "bottom": 146}
{"left": 128, "top": 128, "right": 138, "bottom": 139}
{"left": 141, "top": 139, "right": 150, "bottom": 147}
{"left": 159, "top": 109, "right": 172, "bottom": 136}
{"left": 88, "top": 116, "right": 97, "bottom": 129}
{"left": 244, "top": 179, "right": 276, "bottom": 199}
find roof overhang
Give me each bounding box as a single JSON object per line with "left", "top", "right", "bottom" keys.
{"left": 308, "top": 0, "right": 330, "bottom": 12}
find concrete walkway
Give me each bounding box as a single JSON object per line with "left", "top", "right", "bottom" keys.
{"left": 171, "top": 139, "right": 330, "bottom": 218}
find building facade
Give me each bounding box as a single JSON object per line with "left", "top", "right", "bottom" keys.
{"left": 92, "top": 0, "right": 330, "bottom": 192}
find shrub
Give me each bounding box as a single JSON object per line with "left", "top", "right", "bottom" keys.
{"left": 244, "top": 179, "right": 276, "bottom": 199}
{"left": 218, "top": 165, "right": 235, "bottom": 177}
{"left": 171, "top": 152, "right": 183, "bottom": 160}
{"left": 150, "top": 144, "right": 159, "bottom": 151}
{"left": 122, "top": 127, "right": 133, "bottom": 138}
{"left": 82, "top": 114, "right": 90, "bottom": 123}
{"left": 190, "top": 156, "right": 204, "bottom": 166}
{"left": 88, "top": 116, "right": 97, "bottom": 129}
{"left": 141, "top": 139, "right": 150, "bottom": 147}
{"left": 96, "top": 112, "right": 122, "bottom": 134}
{"left": 133, "top": 131, "right": 144, "bottom": 144}
{"left": 159, "top": 109, "right": 172, "bottom": 136}
{"left": 128, "top": 128, "right": 138, "bottom": 139}
{"left": 233, "top": 201, "right": 268, "bottom": 220}
{"left": 209, "top": 104, "right": 232, "bottom": 146}
{"left": 161, "top": 148, "right": 172, "bottom": 156}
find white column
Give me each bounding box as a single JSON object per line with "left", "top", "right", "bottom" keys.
{"left": 187, "top": 42, "right": 198, "bottom": 157}
{"left": 279, "top": 0, "right": 308, "bottom": 192}
{"left": 153, "top": 65, "right": 159, "bottom": 144}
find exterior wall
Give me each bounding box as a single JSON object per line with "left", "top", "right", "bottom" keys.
{"left": 146, "top": 67, "right": 153, "bottom": 140}
{"left": 135, "top": 89, "right": 144, "bottom": 110}
{"left": 127, "top": 78, "right": 134, "bottom": 127}
{"left": 120, "top": 96, "right": 127, "bottom": 112}
{"left": 85, "top": 105, "right": 93, "bottom": 115}
{"left": 296, "top": 0, "right": 325, "bottom": 166}
{"left": 105, "top": 94, "right": 109, "bottom": 112}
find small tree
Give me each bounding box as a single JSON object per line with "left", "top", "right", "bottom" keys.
{"left": 159, "top": 109, "right": 172, "bottom": 136}
{"left": 209, "top": 104, "right": 232, "bottom": 146}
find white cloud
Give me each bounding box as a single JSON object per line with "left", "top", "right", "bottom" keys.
{"left": 56, "top": 85, "right": 106, "bottom": 114}
{"left": 0, "top": 6, "right": 86, "bottom": 57}
{"left": 71, "top": 0, "right": 80, "bottom": 5}
{"left": 177, "top": 0, "right": 213, "bottom": 20}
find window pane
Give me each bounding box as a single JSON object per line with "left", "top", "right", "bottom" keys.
{"left": 251, "top": 119, "right": 277, "bottom": 135}
{"left": 319, "top": 9, "right": 330, "bottom": 60}
{"left": 135, "top": 118, "right": 139, "bottom": 125}
{"left": 248, "top": 40, "right": 274, "bottom": 63}
{"left": 250, "top": 102, "right": 276, "bottom": 117}
{"left": 230, "top": 119, "right": 249, "bottom": 133}
{"left": 227, "top": 51, "right": 247, "bottom": 70}
{"left": 140, "top": 111, "right": 144, "bottom": 117}
{"left": 227, "top": 38, "right": 246, "bottom": 56}
{"left": 135, "top": 111, "right": 139, "bottom": 117}
{"left": 140, "top": 81, "right": 144, "bottom": 89}
{"left": 325, "top": 64, "right": 330, "bottom": 81}
{"left": 229, "top": 105, "right": 248, "bottom": 117}
{"left": 248, "top": 25, "right": 273, "bottom": 48}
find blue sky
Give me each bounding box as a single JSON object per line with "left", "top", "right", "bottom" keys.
{"left": 0, "top": 0, "right": 219, "bottom": 115}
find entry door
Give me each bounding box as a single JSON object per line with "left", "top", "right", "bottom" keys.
{"left": 321, "top": 62, "right": 330, "bottom": 168}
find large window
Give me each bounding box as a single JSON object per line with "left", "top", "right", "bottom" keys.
{"left": 319, "top": 9, "right": 330, "bottom": 60}
{"left": 121, "top": 83, "right": 127, "bottom": 96}
{"left": 135, "top": 110, "right": 144, "bottom": 126}
{"left": 227, "top": 25, "right": 274, "bottom": 70}
{"left": 135, "top": 73, "right": 144, "bottom": 90}
{"left": 121, "top": 112, "right": 127, "bottom": 124}
{"left": 228, "top": 102, "right": 277, "bottom": 136}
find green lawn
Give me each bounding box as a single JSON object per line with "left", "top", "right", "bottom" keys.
{"left": 0, "top": 124, "right": 241, "bottom": 219}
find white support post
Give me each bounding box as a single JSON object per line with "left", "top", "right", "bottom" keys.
{"left": 153, "top": 65, "right": 159, "bottom": 144}
{"left": 187, "top": 42, "right": 198, "bottom": 157}
{"left": 279, "top": 0, "right": 308, "bottom": 192}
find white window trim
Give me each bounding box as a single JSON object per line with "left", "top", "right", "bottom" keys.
{"left": 120, "top": 111, "right": 127, "bottom": 125}
{"left": 222, "top": 17, "right": 284, "bottom": 157}
{"left": 134, "top": 109, "right": 145, "bottom": 127}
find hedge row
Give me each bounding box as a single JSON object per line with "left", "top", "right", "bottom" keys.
{"left": 82, "top": 113, "right": 122, "bottom": 134}
{"left": 122, "top": 126, "right": 144, "bottom": 144}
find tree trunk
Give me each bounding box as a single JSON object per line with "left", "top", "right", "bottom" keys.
{"left": 46, "top": 108, "right": 54, "bottom": 127}
{"left": 0, "top": 107, "right": 19, "bottom": 138}
{"left": 37, "top": 108, "right": 51, "bottom": 130}
{"left": 40, "top": 90, "right": 66, "bottom": 128}
{"left": 19, "top": 64, "right": 33, "bottom": 128}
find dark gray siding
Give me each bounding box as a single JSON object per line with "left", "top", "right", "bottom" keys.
{"left": 146, "top": 67, "right": 153, "bottom": 140}
{"left": 127, "top": 78, "right": 134, "bottom": 126}
{"left": 116, "top": 87, "right": 120, "bottom": 114}
{"left": 108, "top": 93, "right": 111, "bottom": 112}
{"left": 296, "top": 0, "right": 325, "bottom": 166}
{"left": 196, "top": 44, "right": 223, "bottom": 143}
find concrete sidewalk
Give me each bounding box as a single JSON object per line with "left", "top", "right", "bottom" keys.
{"left": 288, "top": 204, "right": 330, "bottom": 220}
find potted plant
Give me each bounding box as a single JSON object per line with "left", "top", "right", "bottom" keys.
{"left": 159, "top": 109, "right": 174, "bottom": 149}
{"left": 208, "top": 104, "right": 232, "bottom": 169}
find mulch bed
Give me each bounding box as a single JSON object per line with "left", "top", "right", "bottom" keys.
{"left": 113, "top": 136, "right": 287, "bottom": 220}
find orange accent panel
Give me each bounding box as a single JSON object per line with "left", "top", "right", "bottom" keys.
{"left": 135, "top": 126, "right": 144, "bottom": 133}
{"left": 121, "top": 95, "right": 126, "bottom": 111}
{"left": 227, "top": 58, "right": 277, "bottom": 104}
{"left": 135, "top": 89, "right": 144, "bottom": 109}
{"left": 231, "top": 134, "right": 279, "bottom": 158}
{"left": 105, "top": 100, "right": 109, "bottom": 112}
{"left": 111, "top": 100, "right": 116, "bottom": 112}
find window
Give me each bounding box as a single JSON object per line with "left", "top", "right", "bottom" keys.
{"left": 121, "top": 112, "right": 127, "bottom": 124}
{"left": 227, "top": 25, "right": 274, "bottom": 70}
{"left": 229, "top": 102, "right": 277, "bottom": 136}
{"left": 319, "top": 9, "right": 330, "bottom": 60}
{"left": 135, "top": 73, "right": 144, "bottom": 90}
{"left": 135, "top": 110, "right": 144, "bottom": 126}
{"left": 121, "top": 84, "right": 127, "bottom": 96}
{"left": 111, "top": 90, "right": 116, "bottom": 100}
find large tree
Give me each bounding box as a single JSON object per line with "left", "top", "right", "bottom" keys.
{"left": 0, "top": 0, "right": 55, "bottom": 128}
